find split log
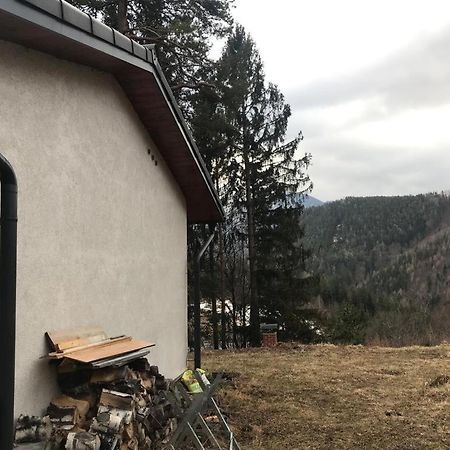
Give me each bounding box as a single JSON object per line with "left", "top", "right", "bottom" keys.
{"left": 140, "top": 377, "right": 154, "bottom": 393}
{"left": 121, "top": 423, "right": 138, "bottom": 450}
{"left": 47, "top": 404, "right": 79, "bottom": 430}
{"left": 97, "top": 406, "right": 133, "bottom": 426}
{"left": 76, "top": 392, "right": 98, "bottom": 411}
{"left": 56, "top": 360, "right": 92, "bottom": 394}
{"left": 141, "top": 376, "right": 156, "bottom": 395}
{"left": 106, "top": 379, "right": 141, "bottom": 395}
{"left": 14, "top": 444, "right": 47, "bottom": 450}
{"left": 142, "top": 436, "right": 152, "bottom": 450}
{"left": 128, "top": 358, "right": 150, "bottom": 372}
{"left": 135, "top": 406, "right": 151, "bottom": 423}
{"left": 124, "top": 436, "right": 138, "bottom": 449}
{"left": 155, "top": 374, "right": 168, "bottom": 391}
{"left": 123, "top": 422, "right": 134, "bottom": 442}
{"left": 99, "top": 389, "right": 134, "bottom": 411}
{"left": 90, "top": 412, "right": 123, "bottom": 434}
{"left": 49, "top": 395, "right": 90, "bottom": 420}
{"left": 15, "top": 415, "right": 52, "bottom": 444}
{"left": 136, "top": 396, "right": 147, "bottom": 408}
{"left": 147, "top": 405, "right": 165, "bottom": 430}
{"left": 98, "top": 389, "right": 134, "bottom": 426}
{"left": 90, "top": 367, "right": 128, "bottom": 385}
{"left": 92, "top": 432, "right": 120, "bottom": 450}
{"left": 47, "top": 396, "right": 88, "bottom": 432}
{"left": 65, "top": 431, "right": 100, "bottom": 450}
{"left": 136, "top": 423, "right": 145, "bottom": 442}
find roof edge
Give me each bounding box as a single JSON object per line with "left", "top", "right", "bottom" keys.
{"left": 147, "top": 47, "right": 225, "bottom": 222}
{"left": 5, "top": 0, "right": 224, "bottom": 222}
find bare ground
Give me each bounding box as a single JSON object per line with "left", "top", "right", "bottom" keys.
{"left": 202, "top": 344, "right": 450, "bottom": 449}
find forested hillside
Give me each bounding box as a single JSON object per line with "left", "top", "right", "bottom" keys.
{"left": 303, "top": 193, "right": 450, "bottom": 345}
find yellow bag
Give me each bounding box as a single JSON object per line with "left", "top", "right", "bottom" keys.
{"left": 181, "top": 369, "right": 209, "bottom": 393}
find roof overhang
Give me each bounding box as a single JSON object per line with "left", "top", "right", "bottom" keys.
{"left": 0, "top": 0, "right": 224, "bottom": 223}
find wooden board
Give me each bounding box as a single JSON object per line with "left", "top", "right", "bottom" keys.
{"left": 47, "top": 336, "right": 130, "bottom": 360}
{"left": 46, "top": 326, "right": 107, "bottom": 351}
{"left": 57, "top": 336, "right": 106, "bottom": 352}
{"left": 65, "top": 339, "right": 154, "bottom": 364}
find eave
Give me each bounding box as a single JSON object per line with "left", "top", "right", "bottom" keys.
{"left": 0, "top": 0, "right": 224, "bottom": 223}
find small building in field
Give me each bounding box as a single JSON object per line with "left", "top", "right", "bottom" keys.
{"left": 0, "top": 0, "right": 222, "bottom": 420}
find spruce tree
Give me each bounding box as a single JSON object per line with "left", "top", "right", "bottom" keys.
{"left": 69, "top": 0, "right": 233, "bottom": 111}
{"left": 216, "top": 26, "right": 312, "bottom": 346}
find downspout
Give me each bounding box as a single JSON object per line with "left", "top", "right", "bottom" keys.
{"left": 194, "top": 231, "right": 215, "bottom": 369}
{"left": 0, "top": 154, "right": 18, "bottom": 450}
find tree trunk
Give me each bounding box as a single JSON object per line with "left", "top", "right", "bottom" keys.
{"left": 209, "top": 242, "right": 219, "bottom": 350}
{"left": 240, "top": 240, "right": 247, "bottom": 347}
{"left": 231, "top": 283, "right": 238, "bottom": 348}
{"left": 241, "top": 279, "right": 247, "bottom": 348}
{"left": 219, "top": 224, "right": 227, "bottom": 349}
{"left": 117, "top": 0, "right": 128, "bottom": 34}
{"left": 244, "top": 153, "right": 259, "bottom": 347}
{"left": 193, "top": 241, "right": 202, "bottom": 369}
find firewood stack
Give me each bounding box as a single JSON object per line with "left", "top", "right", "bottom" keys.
{"left": 16, "top": 358, "right": 178, "bottom": 450}
{"left": 15, "top": 328, "right": 181, "bottom": 450}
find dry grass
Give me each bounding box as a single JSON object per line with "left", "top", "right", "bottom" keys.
{"left": 202, "top": 344, "right": 450, "bottom": 449}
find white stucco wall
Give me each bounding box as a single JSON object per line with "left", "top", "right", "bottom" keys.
{"left": 0, "top": 40, "right": 188, "bottom": 416}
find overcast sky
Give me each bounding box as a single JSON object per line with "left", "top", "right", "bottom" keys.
{"left": 231, "top": 0, "right": 450, "bottom": 201}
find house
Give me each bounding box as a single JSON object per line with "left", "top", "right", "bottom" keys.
{"left": 0, "top": 0, "right": 223, "bottom": 441}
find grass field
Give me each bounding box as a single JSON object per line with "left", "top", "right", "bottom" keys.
{"left": 202, "top": 344, "right": 450, "bottom": 449}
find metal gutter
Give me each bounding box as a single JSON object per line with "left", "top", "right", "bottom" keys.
{"left": 146, "top": 46, "right": 225, "bottom": 221}
{"left": 0, "top": 0, "right": 152, "bottom": 72}
{"left": 20, "top": 0, "right": 154, "bottom": 67}
{"left": 0, "top": 154, "right": 18, "bottom": 450}
{"left": 194, "top": 232, "right": 216, "bottom": 369}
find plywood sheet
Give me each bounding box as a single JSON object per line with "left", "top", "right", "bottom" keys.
{"left": 46, "top": 326, "right": 107, "bottom": 351}
{"left": 47, "top": 336, "right": 130, "bottom": 360}
{"left": 65, "top": 339, "right": 154, "bottom": 364}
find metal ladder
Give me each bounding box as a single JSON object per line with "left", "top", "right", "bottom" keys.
{"left": 165, "top": 372, "right": 242, "bottom": 450}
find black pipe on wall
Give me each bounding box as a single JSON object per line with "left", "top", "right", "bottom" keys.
{"left": 194, "top": 231, "right": 215, "bottom": 369}
{"left": 0, "top": 153, "right": 18, "bottom": 450}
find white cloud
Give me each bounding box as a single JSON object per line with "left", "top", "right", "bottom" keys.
{"left": 233, "top": 0, "right": 450, "bottom": 200}
{"left": 233, "top": 0, "right": 450, "bottom": 89}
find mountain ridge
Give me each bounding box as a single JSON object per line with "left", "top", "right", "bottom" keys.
{"left": 302, "top": 192, "right": 450, "bottom": 345}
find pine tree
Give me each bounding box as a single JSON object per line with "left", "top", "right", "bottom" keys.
{"left": 69, "top": 0, "right": 233, "bottom": 111}
{"left": 189, "top": 64, "right": 232, "bottom": 348}
{"left": 216, "top": 26, "right": 312, "bottom": 346}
